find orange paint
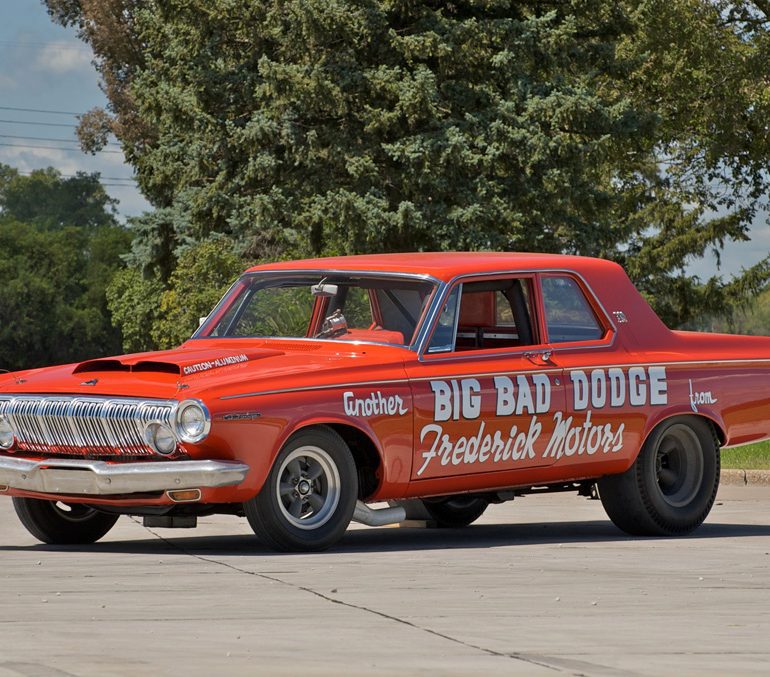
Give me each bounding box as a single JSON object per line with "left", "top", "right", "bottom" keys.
{"left": 1, "top": 252, "right": 768, "bottom": 511}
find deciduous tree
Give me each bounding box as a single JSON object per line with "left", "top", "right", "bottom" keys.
{"left": 106, "top": 236, "right": 244, "bottom": 352}
{"left": 0, "top": 165, "right": 129, "bottom": 369}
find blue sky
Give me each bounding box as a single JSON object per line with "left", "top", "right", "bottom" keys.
{"left": 0, "top": 2, "right": 767, "bottom": 280}
{"left": 0, "top": 1, "right": 148, "bottom": 218}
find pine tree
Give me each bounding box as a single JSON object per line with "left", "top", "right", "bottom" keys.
{"left": 47, "top": 1, "right": 770, "bottom": 332}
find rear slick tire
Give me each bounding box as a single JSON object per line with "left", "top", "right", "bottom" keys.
{"left": 598, "top": 417, "right": 720, "bottom": 536}
{"left": 13, "top": 498, "right": 119, "bottom": 544}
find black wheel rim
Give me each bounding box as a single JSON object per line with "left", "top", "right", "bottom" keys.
{"left": 425, "top": 496, "right": 485, "bottom": 510}
{"left": 444, "top": 496, "right": 483, "bottom": 510}
{"left": 51, "top": 502, "right": 101, "bottom": 523}
{"left": 653, "top": 424, "right": 704, "bottom": 508}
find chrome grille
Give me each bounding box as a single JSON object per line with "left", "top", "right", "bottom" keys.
{"left": 0, "top": 395, "right": 178, "bottom": 456}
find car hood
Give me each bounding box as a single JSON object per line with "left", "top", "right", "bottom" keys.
{"left": 0, "top": 339, "right": 410, "bottom": 401}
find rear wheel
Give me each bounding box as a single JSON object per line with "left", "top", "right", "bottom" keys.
{"left": 244, "top": 427, "right": 358, "bottom": 552}
{"left": 598, "top": 417, "right": 720, "bottom": 536}
{"left": 13, "top": 498, "right": 119, "bottom": 544}
{"left": 422, "top": 495, "right": 489, "bottom": 528}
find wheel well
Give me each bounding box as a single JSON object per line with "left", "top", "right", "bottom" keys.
{"left": 325, "top": 424, "right": 382, "bottom": 500}
{"left": 705, "top": 417, "right": 726, "bottom": 448}
{"left": 645, "top": 413, "right": 726, "bottom": 449}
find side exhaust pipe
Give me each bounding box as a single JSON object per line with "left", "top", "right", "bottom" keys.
{"left": 352, "top": 500, "right": 406, "bottom": 527}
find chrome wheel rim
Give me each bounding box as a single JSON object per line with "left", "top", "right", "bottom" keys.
{"left": 654, "top": 424, "right": 704, "bottom": 508}
{"left": 276, "top": 446, "right": 341, "bottom": 530}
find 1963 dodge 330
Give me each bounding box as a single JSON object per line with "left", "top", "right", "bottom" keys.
{"left": 0, "top": 252, "right": 766, "bottom": 551}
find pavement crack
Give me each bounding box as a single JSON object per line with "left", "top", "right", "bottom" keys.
{"left": 0, "top": 662, "right": 78, "bottom": 677}
{"left": 134, "top": 518, "right": 571, "bottom": 673}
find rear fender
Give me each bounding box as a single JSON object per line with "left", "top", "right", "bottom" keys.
{"left": 623, "top": 406, "right": 726, "bottom": 474}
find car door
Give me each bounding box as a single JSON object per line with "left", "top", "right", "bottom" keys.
{"left": 534, "top": 273, "right": 638, "bottom": 468}
{"left": 404, "top": 273, "right": 566, "bottom": 482}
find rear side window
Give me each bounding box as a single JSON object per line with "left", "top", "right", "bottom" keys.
{"left": 541, "top": 276, "right": 604, "bottom": 343}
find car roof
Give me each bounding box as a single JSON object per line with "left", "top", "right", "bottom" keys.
{"left": 246, "top": 252, "right": 620, "bottom": 282}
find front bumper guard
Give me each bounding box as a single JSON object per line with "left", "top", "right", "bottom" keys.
{"left": 0, "top": 457, "right": 249, "bottom": 496}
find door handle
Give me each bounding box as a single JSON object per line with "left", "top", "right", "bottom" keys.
{"left": 523, "top": 349, "right": 552, "bottom": 364}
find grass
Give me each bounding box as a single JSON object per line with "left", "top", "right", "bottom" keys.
{"left": 721, "top": 440, "right": 770, "bottom": 470}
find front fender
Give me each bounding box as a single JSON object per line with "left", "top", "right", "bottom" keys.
{"left": 212, "top": 384, "right": 414, "bottom": 499}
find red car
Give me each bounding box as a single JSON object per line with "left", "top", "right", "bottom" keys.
{"left": 0, "top": 252, "right": 764, "bottom": 551}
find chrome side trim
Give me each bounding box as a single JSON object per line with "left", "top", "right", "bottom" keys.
{"left": 0, "top": 457, "right": 249, "bottom": 495}
{"left": 414, "top": 280, "right": 453, "bottom": 355}
{"left": 220, "top": 378, "right": 412, "bottom": 400}
{"left": 232, "top": 268, "right": 439, "bottom": 283}
{"left": 219, "top": 357, "right": 770, "bottom": 400}
{"left": 416, "top": 339, "right": 613, "bottom": 364}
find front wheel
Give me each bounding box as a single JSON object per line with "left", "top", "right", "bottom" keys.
{"left": 598, "top": 417, "right": 720, "bottom": 536}
{"left": 244, "top": 427, "right": 358, "bottom": 552}
{"left": 13, "top": 498, "right": 119, "bottom": 544}
{"left": 422, "top": 495, "right": 489, "bottom": 528}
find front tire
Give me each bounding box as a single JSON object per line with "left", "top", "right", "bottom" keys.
{"left": 244, "top": 427, "right": 358, "bottom": 552}
{"left": 422, "top": 495, "right": 489, "bottom": 528}
{"left": 13, "top": 498, "right": 119, "bottom": 544}
{"left": 598, "top": 417, "right": 720, "bottom": 536}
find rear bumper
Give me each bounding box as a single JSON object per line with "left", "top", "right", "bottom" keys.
{"left": 0, "top": 457, "right": 249, "bottom": 496}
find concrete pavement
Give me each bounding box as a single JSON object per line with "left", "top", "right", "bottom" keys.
{"left": 0, "top": 483, "right": 769, "bottom": 676}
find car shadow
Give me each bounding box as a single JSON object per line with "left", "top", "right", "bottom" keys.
{"left": 1, "top": 520, "right": 770, "bottom": 557}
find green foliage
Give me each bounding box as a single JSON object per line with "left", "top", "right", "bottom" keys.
{"left": 45, "top": 1, "right": 770, "bottom": 329}
{"left": 609, "top": 1, "right": 770, "bottom": 326}
{"left": 121, "top": 199, "right": 197, "bottom": 280}
{"left": 0, "top": 165, "right": 118, "bottom": 230}
{"left": 721, "top": 440, "right": 770, "bottom": 470}
{"left": 228, "top": 286, "right": 315, "bottom": 339}
{"left": 0, "top": 165, "right": 130, "bottom": 370}
{"left": 106, "top": 237, "right": 243, "bottom": 352}
{"left": 686, "top": 284, "right": 770, "bottom": 334}
{"left": 0, "top": 222, "right": 130, "bottom": 371}
{"left": 104, "top": 268, "right": 165, "bottom": 353}
{"left": 152, "top": 237, "right": 244, "bottom": 348}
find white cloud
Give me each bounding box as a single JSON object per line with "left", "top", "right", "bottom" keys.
{"left": 34, "top": 44, "right": 92, "bottom": 74}
{"left": 0, "top": 146, "right": 70, "bottom": 172}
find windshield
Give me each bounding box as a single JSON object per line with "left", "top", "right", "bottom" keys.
{"left": 195, "top": 273, "right": 438, "bottom": 347}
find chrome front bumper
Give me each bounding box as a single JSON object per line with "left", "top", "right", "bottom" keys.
{"left": 0, "top": 457, "right": 249, "bottom": 496}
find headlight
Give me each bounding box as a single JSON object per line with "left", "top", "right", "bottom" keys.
{"left": 0, "top": 415, "right": 14, "bottom": 450}
{"left": 175, "top": 400, "right": 211, "bottom": 443}
{"left": 145, "top": 422, "right": 177, "bottom": 455}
